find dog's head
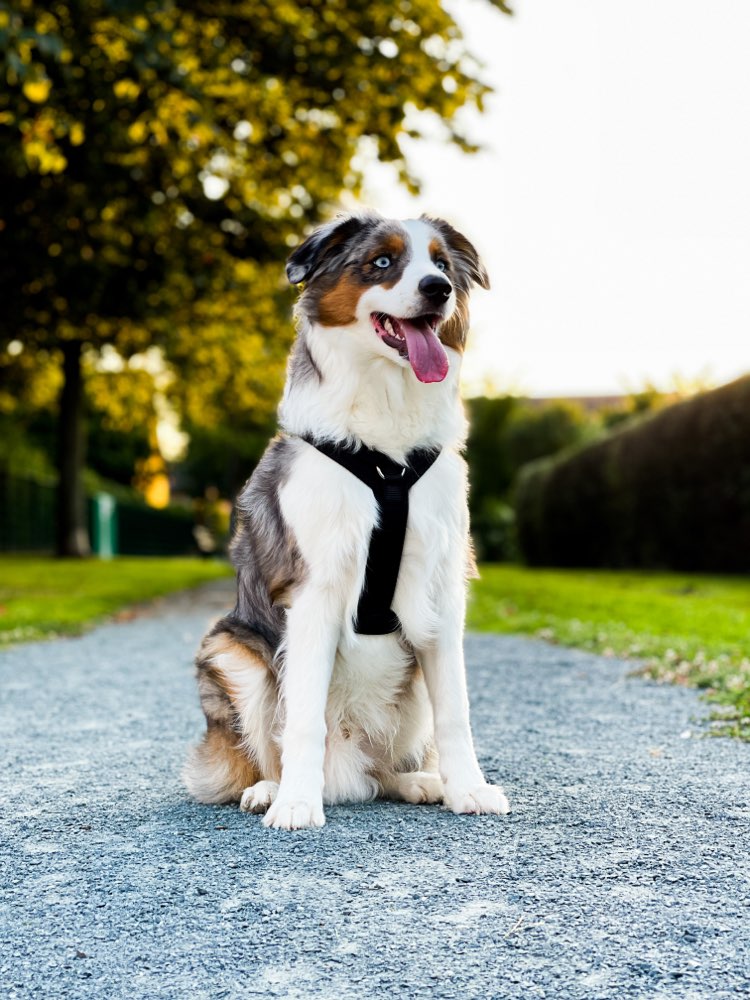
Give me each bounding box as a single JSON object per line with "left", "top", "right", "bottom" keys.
{"left": 286, "top": 213, "right": 489, "bottom": 384}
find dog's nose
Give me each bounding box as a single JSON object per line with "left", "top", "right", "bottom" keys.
{"left": 418, "top": 275, "right": 453, "bottom": 303}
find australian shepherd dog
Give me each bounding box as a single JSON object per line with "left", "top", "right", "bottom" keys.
{"left": 183, "top": 212, "right": 511, "bottom": 829}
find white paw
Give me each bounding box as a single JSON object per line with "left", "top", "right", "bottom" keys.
{"left": 262, "top": 796, "right": 325, "bottom": 830}
{"left": 445, "top": 782, "right": 511, "bottom": 816}
{"left": 396, "top": 772, "right": 444, "bottom": 805}
{"left": 239, "top": 781, "right": 279, "bottom": 814}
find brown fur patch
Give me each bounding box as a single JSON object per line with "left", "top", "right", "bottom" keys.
{"left": 380, "top": 233, "right": 406, "bottom": 257}
{"left": 201, "top": 631, "right": 254, "bottom": 664}
{"left": 317, "top": 275, "right": 365, "bottom": 326}
{"left": 439, "top": 290, "right": 470, "bottom": 353}
{"left": 184, "top": 725, "right": 259, "bottom": 804}
{"left": 428, "top": 237, "right": 444, "bottom": 258}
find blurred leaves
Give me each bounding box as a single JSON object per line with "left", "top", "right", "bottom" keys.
{"left": 0, "top": 0, "right": 510, "bottom": 490}
{"left": 466, "top": 396, "right": 592, "bottom": 560}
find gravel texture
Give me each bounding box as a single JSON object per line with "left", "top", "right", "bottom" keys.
{"left": 1, "top": 579, "right": 749, "bottom": 999}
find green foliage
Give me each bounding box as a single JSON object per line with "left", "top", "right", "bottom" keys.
{"left": 465, "top": 395, "right": 517, "bottom": 506}
{"left": 465, "top": 395, "right": 589, "bottom": 560}
{"left": 470, "top": 497, "right": 518, "bottom": 563}
{"left": 515, "top": 376, "right": 750, "bottom": 572}
{"left": 0, "top": 0, "right": 507, "bottom": 374}
{"left": 0, "top": 340, "right": 60, "bottom": 477}
{"left": 601, "top": 384, "right": 671, "bottom": 430}
{"left": 0, "top": 555, "right": 232, "bottom": 644}
{"left": 178, "top": 422, "right": 272, "bottom": 498}
{"left": 0, "top": 340, "right": 155, "bottom": 486}
{"left": 505, "top": 400, "right": 590, "bottom": 469}
{"left": 468, "top": 564, "right": 750, "bottom": 737}
{"left": 0, "top": 418, "right": 56, "bottom": 479}
{"left": 0, "top": 0, "right": 511, "bottom": 525}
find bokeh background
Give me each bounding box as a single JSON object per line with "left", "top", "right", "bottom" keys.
{"left": 1, "top": 0, "right": 748, "bottom": 580}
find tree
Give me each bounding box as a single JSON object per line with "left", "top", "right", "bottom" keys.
{"left": 0, "top": 0, "right": 511, "bottom": 555}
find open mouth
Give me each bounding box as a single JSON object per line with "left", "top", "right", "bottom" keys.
{"left": 370, "top": 312, "right": 449, "bottom": 384}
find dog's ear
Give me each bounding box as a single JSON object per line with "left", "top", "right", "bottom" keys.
{"left": 286, "top": 214, "right": 373, "bottom": 285}
{"left": 422, "top": 216, "right": 490, "bottom": 291}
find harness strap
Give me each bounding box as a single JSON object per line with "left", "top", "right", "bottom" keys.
{"left": 300, "top": 435, "right": 441, "bottom": 634}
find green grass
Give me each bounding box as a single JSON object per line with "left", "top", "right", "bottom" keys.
{"left": 0, "top": 556, "right": 233, "bottom": 646}
{"left": 468, "top": 565, "right": 750, "bottom": 738}
{"left": 3, "top": 556, "right": 748, "bottom": 737}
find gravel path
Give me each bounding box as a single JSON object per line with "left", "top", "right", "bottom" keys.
{"left": 1, "top": 580, "right": 748, "bottom": 999}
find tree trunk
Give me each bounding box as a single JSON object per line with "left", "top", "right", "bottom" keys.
{"left": 56, "top": 340, "right": 91, "bottom": 557}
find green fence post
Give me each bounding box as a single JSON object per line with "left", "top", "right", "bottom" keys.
{"left": 92, "top": 492, "right": 118, "bottom": 559}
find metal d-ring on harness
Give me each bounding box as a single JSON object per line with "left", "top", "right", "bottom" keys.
{"left": 300, "top": 435, "right": 441, "bottom": 635}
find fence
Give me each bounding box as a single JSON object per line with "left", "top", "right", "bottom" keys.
{"left": 0, "top": 472, "right": 57, "bottom": 552}
{"left": 0, "top": 472, "right": 199, "bottom": 557}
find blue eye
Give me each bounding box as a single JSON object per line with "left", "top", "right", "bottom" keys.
{"left": 435, "top": 259, "right": 448, "bottom": 272}
{"left": 373, "top": 255, "right": 391, "bottom": 268}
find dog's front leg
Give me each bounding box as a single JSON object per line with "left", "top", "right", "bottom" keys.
{"left": 418, "top": 625, "right": 510, "bottom": 816}
{"left": 263, "top": 586, "right": 338, "bottom": 831}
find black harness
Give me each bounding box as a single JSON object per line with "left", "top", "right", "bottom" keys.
{"left": 301, "top": 435, "right": 441, "bottom": 634}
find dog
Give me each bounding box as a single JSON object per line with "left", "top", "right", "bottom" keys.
{"left": 183, "top": 211, "right": 511, "bottom": 829}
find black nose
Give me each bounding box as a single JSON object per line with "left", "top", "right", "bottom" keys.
{"left": 418, "top": 275, "right": 452, "bottom": 303}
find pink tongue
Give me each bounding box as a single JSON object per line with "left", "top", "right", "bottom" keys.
{"left": 394, "top": 318, "right": 449, "bottom": 383}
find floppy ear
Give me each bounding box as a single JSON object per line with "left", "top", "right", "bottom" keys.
{"left": 422, "top": 215, "right": 490, "bottom": 291}
{"left": 286, "top": 214, "right": 372, "bottom": 285}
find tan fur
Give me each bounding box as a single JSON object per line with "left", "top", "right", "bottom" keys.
{"left": 438, "top": 289, "right": 469, "bottom": 352}
{"left": 318, "top": 275, "right": 365, "bottom": 326}
{"left": 379, "top": 233, "right": 406, "bottom": 258}
{"left": 428, "top": 236, "right": 444, "bottom": 258}
{"left": 183, "top": 725, "right": 259, "bottom": 804}
{"left": 268, "top": 572, "right": 298, "bottom": 607}
{"left": 201, "top": 631, "right": 254, "bottom": 666}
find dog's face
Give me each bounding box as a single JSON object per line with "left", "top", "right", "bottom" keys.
{"left": 286, "top": 214, "right": 489, "bottom": 384}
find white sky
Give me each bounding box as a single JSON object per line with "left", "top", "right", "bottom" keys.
{"left": 361, "top": 0, "right": 750, "bottom": 396}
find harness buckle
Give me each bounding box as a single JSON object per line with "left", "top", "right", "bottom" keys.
{"left": 375, "top": 465, "right": 407, "bottom": 480}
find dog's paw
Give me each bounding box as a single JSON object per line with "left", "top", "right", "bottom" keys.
{"left": 239, "top": 780, "right": 279, "bottom": 814}
{"left": 393, "top": 771, "right": 444, "bottom": 805}
{"left": 262, "top": 795, "right": 325, "bottom": 830}
{"left": 444, "top": 782, "right": 511, "bottom": 816}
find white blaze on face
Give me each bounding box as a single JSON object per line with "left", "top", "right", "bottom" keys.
{"left": 357, "top": 218, "right": 458, "bottom": 384}
{"left": 401, "top": 218, "right": 454, "bottom": 309}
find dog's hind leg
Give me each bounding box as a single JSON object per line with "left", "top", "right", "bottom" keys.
{"left": 183, "top": 624, "right": 280, "bottom": 804}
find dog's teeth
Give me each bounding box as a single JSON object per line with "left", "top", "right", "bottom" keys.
{"left": 378, "top": 315, "right": 406, "bottom": 341}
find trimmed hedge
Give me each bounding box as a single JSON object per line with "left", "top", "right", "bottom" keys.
{"left": 515, "top": 375, "right": 750, "bottom": 572}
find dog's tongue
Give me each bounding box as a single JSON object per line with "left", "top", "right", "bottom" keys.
{"left": 392, "top": 317, "right": 449, "bottom": 383}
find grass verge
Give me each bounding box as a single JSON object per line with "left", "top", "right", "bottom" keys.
{"left": 0, "top": 556, "right": 233, "bottom": 646}
{"left": 468, "top": 565, "right": 750, "bottom": 738}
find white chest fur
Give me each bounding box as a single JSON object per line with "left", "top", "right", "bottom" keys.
{"left": 278, "top": 442, "right": 470, "bottom": 802}
{"left": 280, "top": 323, "right": 467, "bottom": 460}
{"left": 279, "top": 443, "right": 469, "bottom": 650}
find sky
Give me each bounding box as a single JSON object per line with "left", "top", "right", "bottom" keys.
{"left": 360, "top": 0, "right": 750, "bottom": 397}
